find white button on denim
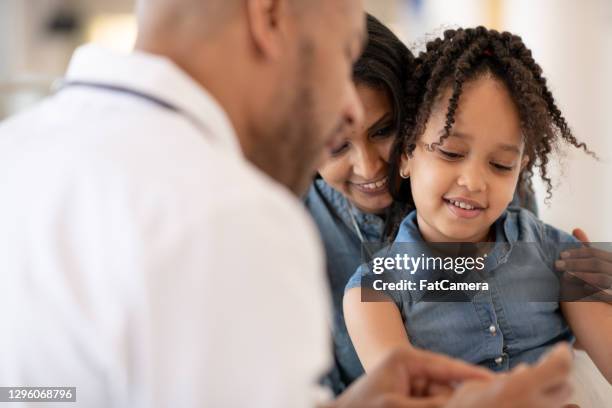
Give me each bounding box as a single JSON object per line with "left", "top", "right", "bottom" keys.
{"left": 495, "top": 356, "right": 504, "bottom": 365}
{"left": 489, "top": 325, "right": 497, "bottom": 335}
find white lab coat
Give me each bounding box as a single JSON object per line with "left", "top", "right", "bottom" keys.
{"left": 0, "top": 45, "right": 332, "bottom": 407}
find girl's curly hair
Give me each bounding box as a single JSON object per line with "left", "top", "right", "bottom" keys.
{"left": 385, "top": 26, "right": 595, "bottom": 238}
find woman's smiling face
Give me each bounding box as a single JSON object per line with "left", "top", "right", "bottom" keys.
{"left": 318, "top": 83, "right": 396, "bottom": 214}
{"left": 402, "top": 76, "right": 529, "bottom": 243}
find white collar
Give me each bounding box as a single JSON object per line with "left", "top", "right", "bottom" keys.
{"left": 64, "top": 44, "right": 241, "bottom": 155}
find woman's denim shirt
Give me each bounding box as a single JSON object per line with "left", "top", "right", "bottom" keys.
{"left": 304, "top": 179, "right": 538, "bottom": 392}
{"left": 346, "top": 208, "right": 575, "bottom": 372}
{"left": 304, "top": 179, "right": 385, "bottom": 394}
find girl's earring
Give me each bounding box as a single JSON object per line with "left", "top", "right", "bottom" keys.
{"left": 399, "top": 168, "right": 410, "bottom": 179}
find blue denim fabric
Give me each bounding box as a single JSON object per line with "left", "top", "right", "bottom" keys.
{"left": 304, "top": 179, "right": 385, "bottom": 394}
{"left": 346, "top": 208, "right": 575, "bottom": 372}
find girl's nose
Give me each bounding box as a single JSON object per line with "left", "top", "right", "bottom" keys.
{"left": 456, "top": 164, "right": 487, "bottom": 193}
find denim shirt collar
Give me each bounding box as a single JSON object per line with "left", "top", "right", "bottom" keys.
{"left": 395, "top": 209, "right": 520, "bottom": 277}
{"left": 314, "top": 179, "right": 385, "bottom": 242}
{"left": 397, "top": 209, "right": 519, "bottom": 245}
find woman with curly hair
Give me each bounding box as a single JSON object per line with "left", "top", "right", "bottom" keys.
{"left": 344, "top": 26, "right": 612, "bottom": 388}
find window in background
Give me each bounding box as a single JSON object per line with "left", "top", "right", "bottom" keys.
{"left": 86, "top": 13, "right": 137, "bottom": 53}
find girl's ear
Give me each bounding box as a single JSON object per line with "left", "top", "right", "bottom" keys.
{"left": 399, "top": 152, "right": 411, "bottom": 179}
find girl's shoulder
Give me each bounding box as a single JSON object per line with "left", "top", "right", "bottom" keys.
{"left": 394, "top": 210, "right": 421, "bottom": 243}
{"left": 506, "top": 207, "right": 578, "bottom": 245}
{"left": 506, "top": 207, "right": 580, "bottom": 267}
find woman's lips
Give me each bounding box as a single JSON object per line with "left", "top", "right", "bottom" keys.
{"left": 351, "top": 176, "right": 389, "bottom": 195}
{"left": 444, "top": 198, "right": 485, "bottom": 219}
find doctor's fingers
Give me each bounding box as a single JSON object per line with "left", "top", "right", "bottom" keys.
{"left": 368, "top": 395, "right": 450, "bottom": 408}
{"left": 387, "top": 347, "right": 493, "bottom": 385}
{"left": 509, "top": 344, "right": 573, "bottom": 393}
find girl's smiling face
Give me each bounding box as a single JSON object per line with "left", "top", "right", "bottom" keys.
{"left": 319, "top": 83, "right": 396, "bottom": 214}
{"left": 402, "top": 75, "right": 529, "bottom": 243}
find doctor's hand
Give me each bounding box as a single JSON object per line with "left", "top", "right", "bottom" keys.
{"left": 556, "top": 228, "right": 612, "bottom": 301}
{"left": 327, "top": 346, "right": 493, "bottom": 408}
{"left": 445, "top": 344, "right": 574, "bottom": 408}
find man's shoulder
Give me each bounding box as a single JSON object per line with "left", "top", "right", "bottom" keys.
{"left": 0, "top": 98, "right": 310, "bottom": 230}
{"left": 222, "top": 158, "right": 308, "bottom": 214}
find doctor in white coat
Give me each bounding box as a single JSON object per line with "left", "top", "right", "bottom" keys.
{"left": 0, "top": 0, "right": 574, "bottom": 407}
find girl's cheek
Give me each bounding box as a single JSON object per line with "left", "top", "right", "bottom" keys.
{"left": 418, "top": 155, "right": 452, "bottom": 183}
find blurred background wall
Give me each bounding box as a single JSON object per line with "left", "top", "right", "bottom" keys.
{"left": 1, "top": 0, "right": 610, "bottom": 239}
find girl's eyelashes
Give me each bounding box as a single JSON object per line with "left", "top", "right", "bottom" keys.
{"left": 491, "top": 163, "right": 515, "bottom": 172}
{"left": 437, "top": 148, "right": 464, "bottom": 160}
{"left": 436, "top": 147, "right": 517, "bottom": 171}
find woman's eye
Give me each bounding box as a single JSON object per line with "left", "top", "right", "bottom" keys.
{"left": 491, "top": 163, "right": 514, "bottom": 172}
{"left": 437, "top": 149, "right": 464, "bottom": 160}
{"left": 330, "top": 142, "right": 350, "bottom": 156}
{"left": 371, "top": 125, "right": 394, "bottom": 139}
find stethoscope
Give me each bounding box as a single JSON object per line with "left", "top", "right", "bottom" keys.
{"left": 347, "top": 201, "right": 382, "bottom": 260}
{"left": 53, "top": 80, "right": 212, "bottom": 138}
{"left": 347, "top": 204, "right": 367, "bottom": 244}
{"left": 60, "top": 80, "right": 377, "bottom": 254}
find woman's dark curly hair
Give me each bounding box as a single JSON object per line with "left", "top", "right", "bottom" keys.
{"left": 386, "top": 26, "right": 595, "bottom": 237}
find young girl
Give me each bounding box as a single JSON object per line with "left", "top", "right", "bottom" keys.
{"left": 308, "top": 15, "right": 549, "bottom": 398}
{"left": 343, "top": 26, "right": 612, "bottom": 386}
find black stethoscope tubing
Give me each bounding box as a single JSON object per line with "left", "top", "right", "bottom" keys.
{"left": 55, "top": 80, "right": 212, "bottom": 138}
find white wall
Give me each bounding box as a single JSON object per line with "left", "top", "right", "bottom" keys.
{"left": 503, "top": 0, "right": 612, "bottom": 240}
{"left": 3, "top": 1, "right": 612, "bottom": 239}
{"left": 367, "top": 0, "right": 612, "bottom": 240}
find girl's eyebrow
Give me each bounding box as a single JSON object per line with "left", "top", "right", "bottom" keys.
{"left": 438, "top": 130, "right": 521, "bottom": 154}
{"left": 437, "top": 130, "right": 472, "bottom": 139}
{"left": 498, "top": 144, "right": 521, "bottom": 154}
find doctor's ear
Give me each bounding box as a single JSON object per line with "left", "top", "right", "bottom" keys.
{"left": 246, "top": 0, "right": 291, "bottom": 60}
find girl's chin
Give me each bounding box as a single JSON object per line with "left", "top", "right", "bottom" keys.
{"left": 437, "top": 226, "right": 491, "bottom": 242}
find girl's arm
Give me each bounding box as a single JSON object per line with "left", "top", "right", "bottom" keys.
{"left": 343, "top": 287, "right": 411, "bottom": 372}
{"left": 561, "top": 301, "right": 612, "bottom": 383}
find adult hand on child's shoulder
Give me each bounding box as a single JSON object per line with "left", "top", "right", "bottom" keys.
{"left": 445, "top": 344, "right": 574, "bottom": 408}
{"left": 328, "top": 346, "right": 493, "bottom": 408}
{"left": 555, "top": 228, "right": 612, "bottom": 302}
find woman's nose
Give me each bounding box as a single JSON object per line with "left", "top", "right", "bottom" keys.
{"left": 353, "top": 146, "right": 384, "bottom": 180}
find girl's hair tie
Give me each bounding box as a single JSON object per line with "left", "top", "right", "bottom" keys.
{"left": 483, "top": 48, "right": 494, "bottom": 57}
